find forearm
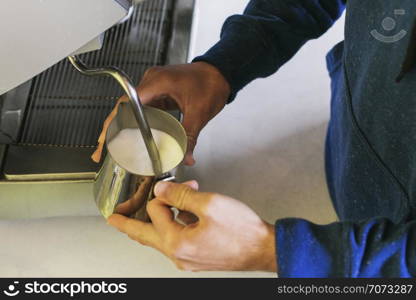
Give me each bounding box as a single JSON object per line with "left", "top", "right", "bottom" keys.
{"left": 193, "top": 0, "right": 346, "bottom": 101}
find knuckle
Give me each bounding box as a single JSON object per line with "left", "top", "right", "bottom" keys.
{"left": 146, "top": 200, "right": 156, "bottom": 214}
{"left": 162, "top": 182, "right": 175, "bottom": 194}
{"left": 186, "top": 134, "right": 198, "bottom": 148}
{"left": 175, "top": 187, "right": 193, "bottom": 210}
{"left": 143, "top": 66, "right": 162, "bottom": 77}
{"left": 204, "top": 192, "right": 217, "bottom": 206}
{"left": 203, "top": 193, "right": 221, "bottom": 217}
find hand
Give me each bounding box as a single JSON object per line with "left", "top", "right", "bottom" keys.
{"left": 130, "top": 62, "right": 231, "bottom": 166}
{"left": 108, "top": 181, "right": 277, "bottom": 272}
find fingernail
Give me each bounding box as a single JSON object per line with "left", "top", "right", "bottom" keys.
{"left": 154, "top": 181, "right": 169, "bottom": 196}
{"left": 191, "top": 180, "right": 199, "bottom": 190}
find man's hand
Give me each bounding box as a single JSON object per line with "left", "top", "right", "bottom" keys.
{"left": 130, "top": 62, "right": 231, "bottom": 166}
{"left": 108, "top": 181, "right": 277, "bottom": 272}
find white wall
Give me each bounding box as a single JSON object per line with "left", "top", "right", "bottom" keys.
{"left": 0, "top": 0, "right": 345, "bottom": 277}
{"left": 186, "top": 0, "right": 344, "bottom": 224}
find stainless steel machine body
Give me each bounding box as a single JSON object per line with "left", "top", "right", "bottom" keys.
{"left": 0, "top": 0, "right": 132, "bottom": 95}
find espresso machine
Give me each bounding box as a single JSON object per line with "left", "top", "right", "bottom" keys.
{"left": 0, "top": 0, "right": 195, "bottom": 218}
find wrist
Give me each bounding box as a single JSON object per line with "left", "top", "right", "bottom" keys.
{"left": 192, "top": 61, "right": 231, "bottom": 105}
{"left": 248, "top": 222, "right": 277, "bottom": 273}
{"left": 261, "top": 223, "right": 278, "bottom": 273}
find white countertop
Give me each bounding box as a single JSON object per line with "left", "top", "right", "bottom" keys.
{"left": 0, "top": 216, "right": 273, "bottom": 277}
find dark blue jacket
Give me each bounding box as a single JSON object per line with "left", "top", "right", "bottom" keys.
{"left": 194, "top": 0, "right": 416, "bottom": 277}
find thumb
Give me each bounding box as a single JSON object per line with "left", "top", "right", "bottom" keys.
{"left": 154, "top": 181, "right": 207, "bottom": 214}
{"left": 182, "top": 180, "right": 199, "bottom": 191}
{"left": 107, "top": 214, "right": 159, "bottom": 247}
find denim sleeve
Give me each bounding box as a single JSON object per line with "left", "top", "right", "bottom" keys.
{"left": 275, "top": 217, "right": 416, "bottom": 277}
{"left": 193, "top": 0, "right": 346, "bottom": 101}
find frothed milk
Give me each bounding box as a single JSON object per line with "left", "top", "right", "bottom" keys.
{"left": 108, "top": 128, "right": 184, "bottom": 175}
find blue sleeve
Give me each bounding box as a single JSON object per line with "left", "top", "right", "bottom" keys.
{"left": 275, "top": 217, "right": 416, "bottom": 277}
{"left": 193, "top": 0, "right": 346, "bottom": 101}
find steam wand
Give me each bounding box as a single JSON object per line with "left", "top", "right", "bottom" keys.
{"left": 68, "top": 55, "right": 163, "bottom": 176}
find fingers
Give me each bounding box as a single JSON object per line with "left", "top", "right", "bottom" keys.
{"left": 146, "top": 199, "right": 182, "bottom": 234}
{"left": 133, "top": 65, "right": 204, "bottom": 166}
{"left": 182, "top": 180, "right": 199, "bottom": 191}
{"left": 107, "top": 214, "right": 159, "bottom": 247}
{"left": 139, "top": 87, "right": 201, "bottom": 167}
{"left": 136, "top": 67, "right": 178, "bottom": 107}
{"left": 173, "top": 181, "right": 199, "bottom": 224}
{"left": 176, "top": 181, "right": 199, "bottom": 224}
{"left": 138, "top": 84, "right": 198, "bottom": 166}
{"left": 154, "top": 181, "right": 207, "bottom": 214}
{"left": 181, "top": 114, "right": 201, "bottom": 166}
{"left": 140, "top": 95, "right": 179, "bottom": 111}
{"left": 184, "top": 143, "right": 196, "bottom": 166}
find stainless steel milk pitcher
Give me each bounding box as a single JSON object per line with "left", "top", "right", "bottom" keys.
{"left": 94, "top": 103, "right": 187, "bottom": 220}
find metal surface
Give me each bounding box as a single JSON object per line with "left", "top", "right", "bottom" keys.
{"left": 3, "top": 146, "right": 100, "bottom": 181}
{"left": 0, "top": 180, "right": 98, "bottom": 220}
{"left": 71, "top": 35, "right": 105, "bottom": 56}
{"left": 68, "top": 56, "right": 163, "bottom": 176}
{"left": 166, "top": 0, "right": 195, "bottom": 65}
{"left": 0, "top": 81, "right": 31, "bottom": 144}
{"left": 0, "top": 145, "right": 6, "bottom": 172}
{"left": 95, "top": 104, "right": 187, "bottom": 220}
{"left": 0, "top": 0, "right": 129, "bottom": 95}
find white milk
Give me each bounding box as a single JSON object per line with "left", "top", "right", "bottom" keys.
{"left": 108, "top": 128, "right": 184, "bottom": 175}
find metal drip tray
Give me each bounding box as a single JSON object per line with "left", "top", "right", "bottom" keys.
{"left": 3, "top": 145, "right": 102, "bottom": 181}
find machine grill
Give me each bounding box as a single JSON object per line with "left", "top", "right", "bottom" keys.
{"left": 19, "top": 0, "right": 175, "bottom": 148}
